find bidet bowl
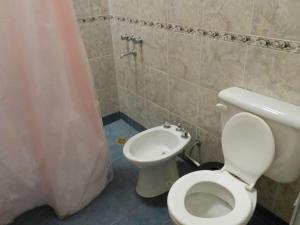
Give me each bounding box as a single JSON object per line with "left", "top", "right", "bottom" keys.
{"left": 124, "top": 125, "right": 190, "bottom": 168}
{"left": 123, "top": 124, "right": 191, "bottom": 197}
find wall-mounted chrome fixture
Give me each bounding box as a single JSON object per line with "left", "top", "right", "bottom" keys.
{"left": 120, "top": 33, "right": 143, "bottom": 44}
{"left": 120, "top": 49, "right": 137, "bottom": 59}
{"left": 121, "top": 33, "right": 130, "bottom": 41}
{"left": 128, "top": 34, "right": 136, "bottom": 41}
{"left": 132, "top": 36, "right": 143, "bottom": 44}
{"left": 120, "top": 33, "right": 143, "bottom": 59}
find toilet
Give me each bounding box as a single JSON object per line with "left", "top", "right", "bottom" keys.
{"left": 123, "top": 123, "right": 191, "bottom": 198}
{"left": 168, "top": 87, "right": 300, "bottom": 225}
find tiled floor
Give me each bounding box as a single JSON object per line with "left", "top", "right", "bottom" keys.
{"left": 11, "top": 119, "right": 285, "bottom": 225}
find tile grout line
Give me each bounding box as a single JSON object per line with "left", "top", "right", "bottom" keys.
{"left": 249, "top": 0, "right": 256, "bottom": 35}
{"left": 242, "top": 45, "right": 250, "bottom": 90}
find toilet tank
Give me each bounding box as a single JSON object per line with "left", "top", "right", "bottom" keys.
{"left": 217, "top": 87, "right": 300, "bottom": 183}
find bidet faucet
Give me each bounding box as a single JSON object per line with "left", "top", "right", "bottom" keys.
{"left": 176, "top": 123, "right": 183, "bottom": 131}
{"left": 181, "top": 129, "right": 189, "bottom": 139}
{"left": 163, "top": 122, "right": 171, "bottom": 128}
{"left": 120, "top": 49, "right": 137, "bottom": 59}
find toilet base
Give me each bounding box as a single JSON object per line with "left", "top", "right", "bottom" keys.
{"left": 136, "top": 158, "right": 179, "bottom": 198}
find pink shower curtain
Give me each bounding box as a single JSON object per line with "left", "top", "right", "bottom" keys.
{"left": 0, "top": 1, "right": 112, "bottom": 224}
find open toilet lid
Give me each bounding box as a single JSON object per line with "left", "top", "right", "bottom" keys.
{"left": 222, "top": 112, "right": 275, "bottom": 186}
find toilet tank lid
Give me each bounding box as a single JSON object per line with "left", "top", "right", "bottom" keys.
{"left": 219, "top": 87, "right": 300, "bottom": 130}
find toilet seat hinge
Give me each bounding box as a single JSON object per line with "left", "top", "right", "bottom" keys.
{"left": 245, "top": 183, "right": 255, "bottom": 192}
{"left": 221, "top": 168, "right": 256, "bottom": 192}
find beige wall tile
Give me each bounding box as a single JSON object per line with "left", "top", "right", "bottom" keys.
{"left": 108, "top": 0, "right": 120, "bottom": 17}
{"left": 96, "top": 85, "right": 119, "bottom": 116}
{"left": 115, "top": 58, "right": 144, "bottom": 96}
{"left": 198, "top": 129, "right": 223, "bottom": 163}
{"left": 139, "top": 0, "right": 168, "bottom": 23}
{"left": 90, "top": 0, "right": 109, "bottom": 16}
{"left": 117, "top": 87, "right": 145, "bottom": 121}
{"left": 93, "top": 20, "right": 113, "bottom": 57}
{"left": 245, "top": 46, "right": 300, "bottom": 106}
{"left": 73, "top": 0, "right": 91, "bottom": 18}
{"left": 80, "top": 20, "right": 113, "bottom": 58}
{"left": 169, "top": 77, "right": 199, "bottom": 124}
{"left": 200, "top": 39, "right": 246, "bottom": 92}
{"left": 89, "top": 56, "right": 118, "bottom": 118}
{"left": 109, "top": 0, "right": 139, "bottom": 17}
{"left": 126, "top": 0, "right": 139, "bottom": 17}
{"left": 197, "top": 86, "right": 220, "bottom": 136}
{"left": 196, "top": 126, "right": 208, "bottom": 144}
{"left": 110, "top": 21, "right": 122, "bottom": 54}
{"left": 203, "top": 0, "right": 253, "bottom": 33}
{"left": 168, "top": 32, "right": 201, "bottom": 84}
{"left": 252, "top": 0, "right": 300, "bottom": 42}
{"left": 90, "top": 55, "right": 117, "bottom": 91}
{"left": 139, "top": 27, "right": 168, "bottom": 72}
{"left": 168, "top": 0, "right": 203, "bottom": 27}
{"left": 73, "top": 0, "right": 109, "bottom": 18}
{"left": 289, "top": 178, "right": 300, "bottom": 201}
{"left": 144, "top": 100, "right": 170, "bottom": 128}
{"left": 78, "top": 23, "right": 93, "bottom": 57}
{"left": 144, "top": 66, "right": 169, "bottom": 108}
{"left": 118, "top": 87, "right": 131, "bottom": 116}
{"left": 256, "top": 176, "right": 277, "bottom": 211}
{"left": 130, "top": 94, "right": 148, "bottom": 126}
{"left": 272, "top": 181, "right": 299, "bottom": 222}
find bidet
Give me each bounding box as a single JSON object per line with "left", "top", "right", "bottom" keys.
{"left": 123, "top": 123, "right": 191, "bottom": 198}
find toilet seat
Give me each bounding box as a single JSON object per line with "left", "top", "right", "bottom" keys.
{"left": 168, "top": 170, "right": 254, "bottom": 225}
{"left": 168, "top": 112, "right": 274, "bottom": 224}
{"left": 222, "top": 112, "right": 275, "bottom": 189}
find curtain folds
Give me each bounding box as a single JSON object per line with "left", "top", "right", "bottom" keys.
{"left": 0, "top": 1, "right": 112, "bottom": 224}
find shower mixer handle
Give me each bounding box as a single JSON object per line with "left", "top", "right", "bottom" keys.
{"left": 121, "top": 33, "right": 130, "bottom": 41}
{"left": 121, "top": 33, "right": 143, "bottom": 44}
{"left": 133, "top": 36, "right": 143, "bottom": 44}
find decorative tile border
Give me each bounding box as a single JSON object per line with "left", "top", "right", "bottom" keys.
{"left": 77, "top": 15, "right": 110, "bottom": 23}
{"left": 78, "top": 15, "right": 300, "bottom": 54}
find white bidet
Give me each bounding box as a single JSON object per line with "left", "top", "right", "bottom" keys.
{"left": 123, "top": 123, "right": 191, "bottom": 198}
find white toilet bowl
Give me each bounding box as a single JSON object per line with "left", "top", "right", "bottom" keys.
{"left": 168, "top": 112, "right": 275, "bottom": 225}
{"left": 123, "top": 124, "right": 191, "bottom": 198}
{"left": 168, "top": 170, "right": 257, "bottom": 225}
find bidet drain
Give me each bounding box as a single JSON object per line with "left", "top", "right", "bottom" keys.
{"left": 161, "top": 151, "right": 167, "bottom": 155}
{"left": 116, "top": 138, "right": 127, "bottom": 145}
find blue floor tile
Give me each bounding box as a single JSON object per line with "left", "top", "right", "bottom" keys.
{"left": 112, "top": 203, "right": 170, "bottom": 225}
{"left": 104, "top": 120, "right": 138, "bottom": 142}
{"left": 163, "top": 220, "right": 173, "bottom": 225}
{"left": 105, "top": 120, "right": 138, "bottom": 162}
